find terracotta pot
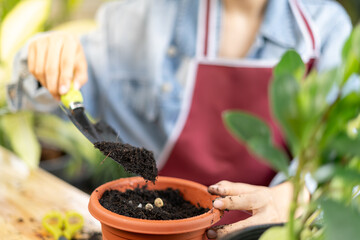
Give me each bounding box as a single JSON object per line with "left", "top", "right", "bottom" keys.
{"left": 89, "top": 176, "right": 223, "bottom": 240}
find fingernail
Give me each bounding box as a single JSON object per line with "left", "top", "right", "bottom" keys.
{"left": 207, "top": 229, "right": 217, "bottom": 239}
{"left": 213, "top": 199, "right": 224, "bottom": 208}
{"left": 59, "top": 85, "right": 69, "bottom": 95}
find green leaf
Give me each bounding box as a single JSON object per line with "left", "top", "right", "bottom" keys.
{"left": 0, "top": 0, "right": 51, "bottom": 62}
{"left": 342, "top": 25, "right": 360, "bottom": 82}
{"left": 0, "top": 112, "right": 41, "bottom": 169}
{"left": 259, "top": 226, "right": 287, "bottom": 240}
{"left": 223, "top": 111, "right": 271, "bottom": 141}
{"left": 274, "top": 50, "right": 306, "bottom": 81}
{"left": 321, "top": 92, "right": 360, "bottom": 150}
{"left": 321, "top": 199, "right": 360, "bottom": 240}
{"left": 336, "top": 167, "right": 360, "bottom": 184}
{"left": 0, "top": 0, "right": 22, "bottom": 22}
{"left": 223, "top": 111, "right": 289, "bottom": 174}
{"left": 248, "top": 138, "right": 289, "bottom": 174}
{"left": 270, "top": 73, "right": 301, "bottom": 153}
{"left": 328, "top": 132, "right": 360, "bottom": 157}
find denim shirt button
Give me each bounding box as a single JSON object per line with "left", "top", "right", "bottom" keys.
{"left": 161, "top": 82, "right": 173, "bottom": 93}
{"left": 167, "top": 45, "right": 177, "bottom": 57}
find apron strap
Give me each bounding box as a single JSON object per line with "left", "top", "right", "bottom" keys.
{"left": 289, "top": 0, "right": 320, "bottom": 59}
{"left": 196, "top": 0, "right": 320, "bottom": 61}
{"left": 196, "top": 0, "right": 217, "bottom": 59}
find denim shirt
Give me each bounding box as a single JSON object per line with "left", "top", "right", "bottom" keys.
{"left": 7, "top": 0, "right": 352, "bottom": 161}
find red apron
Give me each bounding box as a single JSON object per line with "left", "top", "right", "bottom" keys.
{"left": 158, "top": 0, "right": 318, "bottom": 224}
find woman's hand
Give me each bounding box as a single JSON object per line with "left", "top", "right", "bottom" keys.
{"left": 27, "top": 32, "right": 88, "bottom": 100}
{"left": 207, "top": 180, "right": 309, "bottom": 239}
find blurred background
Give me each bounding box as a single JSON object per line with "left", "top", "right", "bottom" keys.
{"left": 0, "top": 0, "right": 359, "bottom": 194}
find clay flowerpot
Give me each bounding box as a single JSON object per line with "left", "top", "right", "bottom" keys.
{"left": 89, "top": 176, "right": 222, "bottom": 240}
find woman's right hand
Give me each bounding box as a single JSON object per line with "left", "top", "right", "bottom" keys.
{"left": 27, "top": 32, "right": 88, "bottom": 100}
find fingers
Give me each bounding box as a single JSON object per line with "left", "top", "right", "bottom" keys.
{"left": 209, "top": 180, "right": 262, "bottom": 196}
{"left": 213, "top": 190, "right": 269, "bottom": 211}
{"left": 29, "top": 38, "right": 48, "bottom": 88}
{"left": 27, "top": 42, "right": 37, "bottom": 81}
{"left": 45, "top": 37, "right": 64, "bottom": 100}
{"left": 58, "top": 35, "right": 77, "bottom": 95}
{"left": 73, "top": 45, "right": 88, "bottom": 90}
{"left": 27, "top": 33, "right": 87, "bottom": 100}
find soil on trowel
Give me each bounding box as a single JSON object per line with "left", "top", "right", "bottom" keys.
{"left": 94, "top": 141, "right": 157, "bottom": 183}
{"left": 99, "top": 186, "right": 209, "bottom": 220}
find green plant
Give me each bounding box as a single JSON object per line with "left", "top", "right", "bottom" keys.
{"left": 223, "top": 25, "right": 360, "bottom": 240}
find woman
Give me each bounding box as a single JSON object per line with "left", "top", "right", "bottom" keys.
{"left": 8, "top": 0, "right": 352, "bottom": 238}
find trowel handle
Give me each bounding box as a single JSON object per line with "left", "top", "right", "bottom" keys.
{"left": 60, "top": 84, "right": 83, "bottom": 109}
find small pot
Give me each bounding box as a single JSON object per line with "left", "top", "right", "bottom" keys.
{"left": 89, "top": 176, "right": 222, "bottom": 240}
{"left": 221, "top": 223, "right": 284, "bottom": 240}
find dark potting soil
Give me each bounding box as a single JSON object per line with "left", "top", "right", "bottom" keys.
{"left": 99, "top": 186, "right": 209, "bottom": 220}
{"left": 94, "top": 141, "right": 157, "bottom": 183}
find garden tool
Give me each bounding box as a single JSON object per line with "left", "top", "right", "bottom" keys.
{"left": 60, "top": 86, "right": 157, "bottom": 182}
{"left": 42, "top": 210, "right": 84, "bottom": 240}
{"left": 60, "top": 86, "right": 121, "bottom": 144}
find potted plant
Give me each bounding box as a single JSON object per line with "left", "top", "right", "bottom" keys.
{"left": 88, "top": 176, "right": 223, "bottom": 240}
{"left": 221, "top": 25, "right": 360, "bottom": 240}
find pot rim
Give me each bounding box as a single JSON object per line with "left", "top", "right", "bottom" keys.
{"left": 88, "top": 176, "right": 222, "bottom": 234}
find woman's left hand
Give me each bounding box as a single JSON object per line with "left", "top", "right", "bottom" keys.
{"left": 206, "top": 180, "right": 303, "bottom": 239}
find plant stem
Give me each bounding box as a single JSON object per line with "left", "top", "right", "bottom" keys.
{"left": 288, "top": 93, "right": 342, "bottom": 240}
{"left": 288, "top": 152, "right": 305, "bottom": 240}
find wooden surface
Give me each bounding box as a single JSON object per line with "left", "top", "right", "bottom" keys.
{"left": 0, "top": 147, "right": 101, "bottom": 240}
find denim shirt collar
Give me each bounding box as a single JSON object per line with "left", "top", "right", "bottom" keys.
{"left": 259, "top": 0, "right": 297, "bottom": 48}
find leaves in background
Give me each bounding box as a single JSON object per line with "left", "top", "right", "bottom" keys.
{"left": 321, "top": 199, "right": 360, "bottom": 240}
{"left": 0, "top": 0, "right": 51, "bottom": 63}
{"left": 0, "top": 112, "right": 40, "bottom": 169}
{"left": 223, "top": 111, "right": 289, "bottom": 174}
{"left": 0, "top": 0, "right": 51, "bottom": 106}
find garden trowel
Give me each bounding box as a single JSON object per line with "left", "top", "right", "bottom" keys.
{"left": 60, "top": 86, "right": 121, "bottom": 144}
{"left": 60, "top": 86, "right": 158, "bottom": 182}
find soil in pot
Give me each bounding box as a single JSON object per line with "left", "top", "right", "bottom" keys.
{"left": 94, "top": 142, "right": 157, "bottom": 183}
{"left": 99, "top": 186, "right": 209, "bottom": 220}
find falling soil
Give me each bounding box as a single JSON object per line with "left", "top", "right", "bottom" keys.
{"left": 99, "top": 186, "right": 209, "bottom": 220}
{"left": 94, "top": 141, "right": 157, "bottom": 183}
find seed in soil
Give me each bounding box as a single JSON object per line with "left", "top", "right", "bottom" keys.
{"left": 99, "top": 186, "right": 209, "bottom": 220}
{"left": 145, "top": 203, "right": 154, "bottom": 210}
{"left": 154, "top": 198, "right": 164, "bottom": 208}
{"left": 94, "top": 141, "right": 157, "bottom": 183}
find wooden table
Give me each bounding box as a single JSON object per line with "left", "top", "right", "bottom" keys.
{"left": 0, "top": 147, "right": 101, "bottom": 239}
